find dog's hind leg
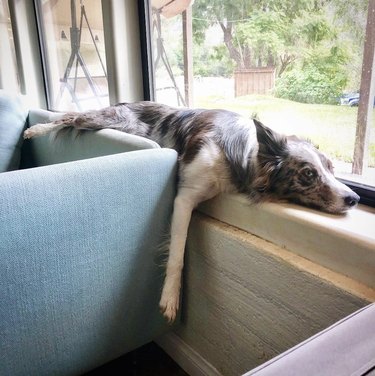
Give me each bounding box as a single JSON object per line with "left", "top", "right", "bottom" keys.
{"left": 24, "top": 121, "right": 65, "bottom": 139}
{"left": 159, "top": 187, "right": 200, "bottom": 323}
{"left": 24, "top": 114, "right": 78, "bottom": 139}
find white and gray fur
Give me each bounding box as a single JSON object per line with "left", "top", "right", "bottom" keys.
{"left": 24, "top": 101, "right": 360, "bottom": 322}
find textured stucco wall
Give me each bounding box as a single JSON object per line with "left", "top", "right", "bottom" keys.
{"left": 173, "top": 213, "right": 373, "bottom": 376}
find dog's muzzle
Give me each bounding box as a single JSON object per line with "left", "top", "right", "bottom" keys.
{"left": 344, "top": 192, "right": 360, "bottom": 208}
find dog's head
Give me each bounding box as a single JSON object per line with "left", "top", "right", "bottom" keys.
{"left": 253, "top": 119, "right": 359, "bottom": 214}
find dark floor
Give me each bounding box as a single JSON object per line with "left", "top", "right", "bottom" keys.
{"left": 84, "top": 342, "right": 189, "bottom": 376}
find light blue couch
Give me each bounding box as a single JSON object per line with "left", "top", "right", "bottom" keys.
{"left": 0, "top": 92, "right": 178, "bottom": 375}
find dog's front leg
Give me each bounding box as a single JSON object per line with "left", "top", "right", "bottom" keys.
{"left": 159, "top": 188, "right": 198, "bottom": 323}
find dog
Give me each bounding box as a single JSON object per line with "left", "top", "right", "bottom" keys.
{"left": 24, "top": 101, "right": 360, "bottom": 322}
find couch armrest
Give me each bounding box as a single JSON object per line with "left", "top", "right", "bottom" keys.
{"left": 0, "top": 148, "right": 177, "bottom": 376}
{"left": 21, "top": 109, "right": 159, "bottom": 168}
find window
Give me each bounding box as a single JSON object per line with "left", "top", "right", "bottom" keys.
{"left": 35, "top": 0, "right": 109, "bottom": 111}
{"left": 0, "top": 0, "right": 20, "bottom": 92}
{"left": 145, "top": 0, "right": 375, "bottom": 205}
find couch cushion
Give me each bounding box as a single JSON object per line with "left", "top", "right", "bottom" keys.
{"left": 0, "top": 91, "right": 28, "bottom": 172}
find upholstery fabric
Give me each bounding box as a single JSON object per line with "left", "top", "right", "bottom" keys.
{"left": 0, "top": 90, "right": 28, "bottom": 172}
{"left": 244, "top": 303, "right": 375, "bottom": 376}
{"left": 21, "top": 109, "right": 159, "bottom": 168}
{"left": 0, "top": 149, "right": 177, "bottom": 376}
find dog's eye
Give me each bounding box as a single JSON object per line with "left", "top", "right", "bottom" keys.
{"left": 301, "top": 167, "right": 315, "bottom": 179}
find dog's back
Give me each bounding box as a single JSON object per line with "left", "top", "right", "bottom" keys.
{"left": 24, "top": 101, "right": 359, "bottom": 214}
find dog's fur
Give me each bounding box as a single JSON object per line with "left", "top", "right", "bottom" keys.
{"left": 24, "top": 101, "right": 360, "bottom": 322}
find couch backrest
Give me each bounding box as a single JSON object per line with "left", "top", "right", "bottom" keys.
{"left": 20, "top": 109, "right": 161, "bottom": 168}
{"left": 0, "top": 91, "right": 29, "bottom": 172}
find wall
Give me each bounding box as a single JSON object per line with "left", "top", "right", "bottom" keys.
{"left": 158, "top": 206, "right": 375, "bottom": 375}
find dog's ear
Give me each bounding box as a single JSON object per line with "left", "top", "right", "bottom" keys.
{"left": 252, "top": 119, "right": 288, "bottom": 196}
{"left": 287, "top": 134, "right": 320, "bottom": 150}
{"left": 253, "top": 119, "right": 287, "bottom": 158}
{"left": 286, "top": 134, "right": 300, "bottom": 142}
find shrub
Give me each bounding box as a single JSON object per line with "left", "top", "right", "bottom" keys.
{"left": 275, "top": 47, "right": 348, "bottom": 104}
{"left": 275, "top": 67, "right": 345, "bottom": 104}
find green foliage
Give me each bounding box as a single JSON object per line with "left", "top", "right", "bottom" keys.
{"left": 160, "top": 0, "right": 368, "bottom": 104}
{"left": 234, "top": 11, "right": 285, "bottom": 67}
{"left": 275, "top": 46, "right": 349, "bottom": 104}
{"left": 301, "top": 11, "right": 335, "bottom": 46}
{"left": 193, "top": 45, "right": 235, "bottom": 77}
{"left": 232, "top": 8, "right": 336, "bottom": 67}
{"left": 192, "top": 0, "right": 325, "bottom": 70}
{"left": 275, "top": 68, "right": 341, "bottom": 104}
{"left": 191, "top": 0, "right": 366, "bottom": 92}
{"left": 333, "top": 0, "right": 368, "bottom": 42}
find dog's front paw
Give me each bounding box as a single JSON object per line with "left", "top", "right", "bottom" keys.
{"left": 159, "top": 292, "right": 179, "bottom": 323}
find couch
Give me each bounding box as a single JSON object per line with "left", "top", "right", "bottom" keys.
{"left": 0, "top": 92, "right": 178, "bottom": 375}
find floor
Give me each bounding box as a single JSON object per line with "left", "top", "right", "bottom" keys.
{"left": 84, "top": 342, "right": 189, "bottom": 376}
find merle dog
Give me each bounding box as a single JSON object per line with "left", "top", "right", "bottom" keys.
{"left": 24, "top": 101, "right": 360, "bottom": 322}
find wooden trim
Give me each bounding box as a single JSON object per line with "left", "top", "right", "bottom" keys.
{"left": 156, "top": 332, "right": 222, "bottom": 376}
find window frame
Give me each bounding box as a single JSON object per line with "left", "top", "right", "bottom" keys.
{"left": 33, "top": 0, "right": 113, "bottom": 111}
{"left": 342, "top": 180, "right": 375, "bottom": 208}
{"left": 7, "top": 0, "right": 46, "bottom": 108}
{"left": 32, "top": 0, "right": 53, "bottom": 109}
{"left": 138, "top": 0, "right": 155, "bottom": 102}
{"left": 26, "top": 0, "right": 145, "bottom": 110}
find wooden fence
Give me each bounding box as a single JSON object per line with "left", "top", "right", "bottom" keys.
{"left": 234, "top": 67, "right": 276, "bottom": 97}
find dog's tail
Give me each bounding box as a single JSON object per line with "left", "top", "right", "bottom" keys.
{"left": 24, "top": 113, "right": 79, "bottom": 139}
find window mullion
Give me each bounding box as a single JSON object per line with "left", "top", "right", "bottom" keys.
{"left": 8, "top": 0, "right": 46, "bottom": 108}
{"left": 101, "top": 0, "right": 144, "bottom": 104}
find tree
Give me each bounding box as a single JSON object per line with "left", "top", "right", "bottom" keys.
{"left": 192, "top": 0, "right": 326, "bottom": 72}
{"left": 330, "top": 0, "right": 368, "bottom": 90}
{"left": 191, "top": 0, "right": 368, "bottom": 104}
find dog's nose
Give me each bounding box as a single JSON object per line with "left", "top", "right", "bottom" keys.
{"left": 344, "top": 192, "right": 360, "bottom": 207}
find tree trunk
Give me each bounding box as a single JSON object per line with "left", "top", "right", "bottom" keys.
{"left": 352, "top": 0, "right": 375, "bottom": 175}
{"left": 278, "top": 54, "right": 296, "bottom": 77}
{"left": 219, "top": 21, "right": 251, "bottom": 69}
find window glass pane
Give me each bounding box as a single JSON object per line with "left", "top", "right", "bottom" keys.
{"left": 36, "top": 0, "right": 109, "bottom": 111}
{"left": 152, "top": 2, "right": 185, "bottom": 106}
{"left": 150, "top": 0, "right": 374, "bottom": 190}
{"left": 0, "top": 0, "right": 20, "bottom": 92}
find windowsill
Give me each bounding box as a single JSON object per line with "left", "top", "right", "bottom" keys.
{"left": 198, "top": 194, "right": 375, "bottom": 290}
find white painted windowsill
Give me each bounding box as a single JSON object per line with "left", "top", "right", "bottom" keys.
{"left": 198, "top": 194, "right": 375, "bottom": 291}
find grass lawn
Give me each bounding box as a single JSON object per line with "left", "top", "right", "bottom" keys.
{"left": 195, "top": 94, "right": 375, "bottom": 167}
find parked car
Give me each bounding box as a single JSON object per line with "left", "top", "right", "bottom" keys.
{"left": 340, "top": 92, "right": 360, "bottom": 106}
{"left": 340, "top": 91, "right": 375, "bottom": 107}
